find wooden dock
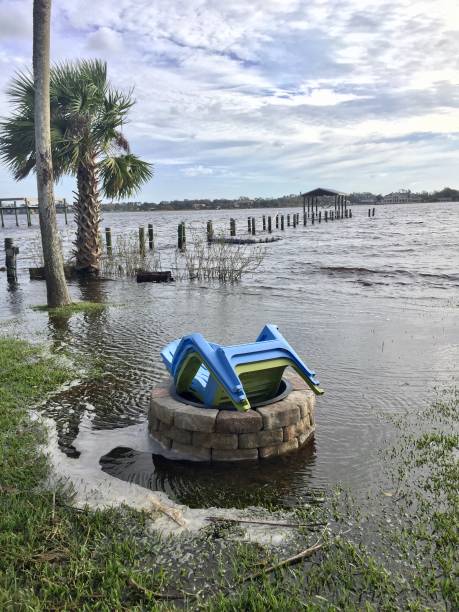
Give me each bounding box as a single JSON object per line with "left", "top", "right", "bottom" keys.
{"left": 0, "top": 197, "right": 70, "bottom": 228}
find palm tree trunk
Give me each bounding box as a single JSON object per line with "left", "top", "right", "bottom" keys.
{"left": 33, "top": 0, "right": 71, "bottom": 306}
{"left": 74, "top": 157, "right": 101, "bottom": 274}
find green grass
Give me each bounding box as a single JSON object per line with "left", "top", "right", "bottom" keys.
{"left": 0, "top": 336, "right": 457, "bottom": 610}
{"left": 32, "top": 301, "right": 106, "bottom": 316}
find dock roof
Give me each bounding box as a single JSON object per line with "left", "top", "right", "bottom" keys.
{"left": 301, "top": 187, "right": 347, "bottom": 197}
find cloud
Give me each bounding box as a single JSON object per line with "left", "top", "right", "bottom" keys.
{"left": 86, "top": 27, "right": 123, "bottom": 53}
{"left": 0, "top": 0, "right": 458, "bottom": 199}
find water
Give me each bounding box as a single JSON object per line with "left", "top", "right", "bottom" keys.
{"left": 1, "top": 202, "right": 458, "bottom": 509}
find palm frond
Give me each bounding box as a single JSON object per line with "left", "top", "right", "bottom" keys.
{"left": 99, "top": 154, "right": 153, "bottom": 199}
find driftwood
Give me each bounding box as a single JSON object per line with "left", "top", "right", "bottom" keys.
{"left": 136, "top": 270, "right": 174, "bottom": 283}
{"left": 207, "top": 516, "right": 327, "bottom": 529}
{"left": 242, "top": 539, "right": 324, "bottom": 582}
{"left": 150, "top": 498, "right": 186, "bottom": 527}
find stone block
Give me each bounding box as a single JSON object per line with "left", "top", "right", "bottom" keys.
{"left": 192, "top": 431, "right": 238, "bottom": 450}
{"left": 283, "top": 418, "right": 309, "bottom": 441}
{"left": 299, "top": 393, "right": 315, "bottom": 420}
{"left": 150, "top": 395, "right": 181, "bottom": 426}
{"left": 239, "top": 428, "right": 283, "bottom": 449}
{"left": 284, "top": 371, "right": 309, "bottom": 391}
{"left": 159, "top": 422, "right": 192, "bottom": 445}
{"left": 171, "top": 440, "right": 211, "bottom": 461}
{"left": 212, "top": 448, "right": 259, "bottom": 462}
{"left": 298, "top": 429, "right": 314, "bottom": 447}
{"left": 174, "top": 404, "right": 218, "bottom": 432}
{"left": 257, "top": 399, "right": 300, "bottom": 430}
{"left": 150, "top": 383, "right": 170, "bottom": 398}
{"left": 259, "top": 438, "right": 299, "bottom": 459}
{"left": 148, "top": 416, "right": 160, "bottom": 433}
{"left": 152, "top": 431, "right": 172, "bottom": 450}
{"left": 215, "top": 409, "right": 262, "bottom": 433}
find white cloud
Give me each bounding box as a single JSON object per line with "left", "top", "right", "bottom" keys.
{"left": 0, "top": 0, "right": 458, "bottom": 199}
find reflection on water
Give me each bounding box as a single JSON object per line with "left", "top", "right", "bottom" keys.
{"left": 0, "top": 202, "right": 458, "bottom": 509}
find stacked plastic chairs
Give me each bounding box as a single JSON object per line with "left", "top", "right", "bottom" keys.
{"left": 161, "top": 324, "right": 323, "bottom": 412}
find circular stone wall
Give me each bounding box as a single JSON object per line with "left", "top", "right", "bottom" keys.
{"left": 148, "top": 372, "right": 316, "bottom": 462}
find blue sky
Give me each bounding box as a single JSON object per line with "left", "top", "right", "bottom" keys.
{"left": 0, "top": 0, "right": 458, "bottom": 202}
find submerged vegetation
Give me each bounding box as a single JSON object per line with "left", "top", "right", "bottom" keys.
{"left": 0, "top": 336, "right": 457, "bottom": 609}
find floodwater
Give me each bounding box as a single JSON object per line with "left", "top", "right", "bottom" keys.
{"left": 1, "top": 202, "right": 458, "bottom": 509}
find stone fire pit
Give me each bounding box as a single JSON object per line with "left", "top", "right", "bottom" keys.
{"left": 148, "top": 372, "right": 316, "bottom": 462}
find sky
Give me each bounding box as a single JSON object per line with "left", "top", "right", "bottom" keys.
{"left": 0, "top": 0, "right": 458, "bottom": 202}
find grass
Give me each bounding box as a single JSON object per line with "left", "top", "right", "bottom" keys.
{"left": 32, "top": 301, "right": 106, "bottom": 316}
{"left": 0, "top": 336, "right": 457, "bottom": 610}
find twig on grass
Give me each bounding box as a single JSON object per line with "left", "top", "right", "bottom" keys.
{"left": 207, "top": 516, "right": 328, "bottom": 529}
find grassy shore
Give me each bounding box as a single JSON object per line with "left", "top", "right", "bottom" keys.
{"left": 0, "top": 336, "right": 457, "bottom": 610}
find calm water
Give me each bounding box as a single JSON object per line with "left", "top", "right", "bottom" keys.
{"left": 1, "top": 202, "right": 458, "bottom": 508}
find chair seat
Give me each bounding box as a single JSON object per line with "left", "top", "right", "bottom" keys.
{"left": 161, "top": 324, "right": 323, "bottom": 412}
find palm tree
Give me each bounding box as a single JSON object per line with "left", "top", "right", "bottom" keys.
{"left": 0, "top": 60, "right": 152, "bottom": 274}
{"left": 32, "top": 0, "right": 70, "bottom": 305}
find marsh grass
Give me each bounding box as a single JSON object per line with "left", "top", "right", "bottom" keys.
{"left": 100, "top": 230, "right": 162, "bottom": 278}
{"left": 173, "top": 227, "right": 265, "bottom": 282}
{"left": 32, "top": 301, "right": 107, "bottom": 316}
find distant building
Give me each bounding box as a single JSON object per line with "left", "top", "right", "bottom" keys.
{"left": 350, "top": 192, "right": 377, "bottom": 204}
{"left": 383, "top": 190, "right": 419, "bottom": 204}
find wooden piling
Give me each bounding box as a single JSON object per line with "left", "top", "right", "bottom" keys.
{"left": 251, "top": 217, "right": 256, "bottom": 235}
{"left": 349, "top": 209, "right": 352, "bottom": 218}
{"left": 268, "top": 216, "right": 272, "bottom": 233}
{"left": 0, "top": 204, "right": 3, "bottom": 228}
{"left": 14, "top": 201, "right": 19, "bottom": 227}
{"left": 248, "top": 217, "right": 251, "bottom": 233}
{"left": 148, "top": 223, "right": 154, "bottom": 249}
{"left": 372, "top": 208, "right": 375, "bottom": 217}
{"left": 139, "top": 226, "right": 146, "bottom": 256}
{"left": 281, "top": 215, "right": 285, "bottom": 230}
{"left": 262, "top": 215, "right": 266, "bottom": 231}
{"left": 4, "top": 238, "right": 18, "bottom": 281}
{"left": 368, "top": 209, "right": 371, "bottom": 217}
{"left": 293, "top": 214, "right": 297, "bottom": 228}
{"left": 206, "top": 220, "right": 213, "bottom": 243}
{"left": 105, "top": 227, "right": 112, "bottom": 254}
{"left": 178, "top": 222, "right": 186, "bottom": 250}
{"left": 287, "top": 214, "right": 290, "bottom": 227}
{"left": 318, "top": 211, "right": 321, "bottom": 223}
{"left": 230, "top": 218, "right": 236, "bottom": 237}
{"left": 311, "top": 212, "right": 315, "bottom": 224}
{"left": 276, "top": 215, "right": 279, "bottom": 229}
{"left": 63, "top": 198, "right": 68, "bottom": 225}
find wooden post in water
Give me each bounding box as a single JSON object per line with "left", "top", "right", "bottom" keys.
{"left": 247, "top": 217, "right": 251, "bottom": 233}
{"left": 251, "top": 217, "right": 256, "bottom": 235}
{"left": 206, "top": 220, "right": 213, "bottom": 243}
{"left": 287, "top": 214, "right": 290, "bottom": 227}
{"left": 267, "top": 216, "right": 272, "bottom": 233}
{"left": 311, "top": 212, "right": 315, "bottom": 224}
{"left": 318, "top": 211, "right": 321, "bottom": 223}
{"left": 178, "top": 222, "right": 186, "bottom": 251}
{"left": 325, "top": 210, "right": 328, "bottom": 222}
{"left": 148, "top": 223, "right": 154, "bottom": 250}
{"left": 139, "top": 226, "right": 146, "bottom": 256}
{"left": 281, "top": 215, "right": 285, "bottom": 230}
{"left": 368, "top": 208, "right": 371, "bottom": 217}
{"left": 262, "top": 215, "right": 266, "bottom": 231}
{"left": 63, "top": 198, "right": 68, "bottom": 225}
{"left": 349, "top": 209, "right": 352, "bottom": 218}
{"left": 0, "top": 203, "right": 4, "bottom": 228}
{"left": 230, "top": 218, "right": 236, "bottom": 237}
{"left": 276, "top": 215, "right": 279, "bottom": 229}
{"left": 105, "top": 227, "right": 112, "bottom": 254}
{"left": 372, "top": 208, "right": 375, "bottom": 217}
{"left": 26, "top": 201, "right": 32, "bottom": 227}
{"left": 4, "top": 238, "right": 18, "bottom": 281}
{"left": 14, "top": 201, "right": 19, "bottom": 227}
{"left": 293, "top": 214, "right": 297, "bottom": 228}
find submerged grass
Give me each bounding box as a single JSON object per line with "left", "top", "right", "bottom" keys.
{"left": 32, "top": 301, "right": 107, "bottom": 316}
{"left": 0, "top": 336, "right": 457, "bottom": 610}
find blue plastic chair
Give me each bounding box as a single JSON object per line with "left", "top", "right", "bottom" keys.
{"left": 161, "top": 324, "right": 323, "bottom": 412}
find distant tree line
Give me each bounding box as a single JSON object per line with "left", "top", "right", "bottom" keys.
{"left": 102, "top": 187, "right": 459, "bottom": 212}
